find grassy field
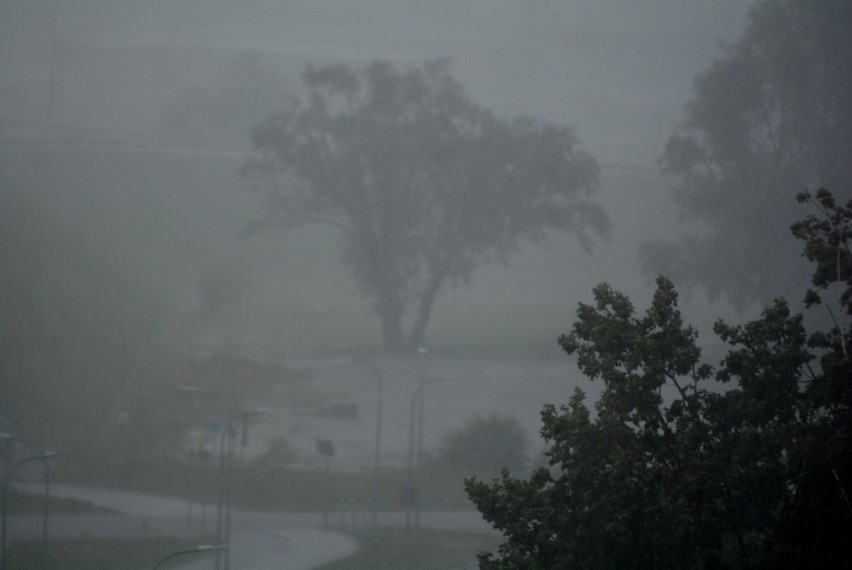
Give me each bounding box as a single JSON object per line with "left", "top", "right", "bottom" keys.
{"left": 234, "top": 466, "right": 475, "bottom": 511}
{"left": 60, "top": 457, "right": 477, "bottom": 512}
{"left": 316, "top": 527, "right": 501, "bottom": 570}
{"left": 5, "top": 491, "right": 217, "bottom": 569}
{"left": 5, "top": 536, "right": 219, "bottom": 570}
{"left": 5, "top": 489, "right": 113, "bottom": 515}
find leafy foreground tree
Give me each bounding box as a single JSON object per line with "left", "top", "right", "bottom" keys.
{"left": 467, "top": 189, "right": 851, "bottom": 569}
{"left": 243, "top": 60, "right": 609, "bottom": 352}
{"left": 642, "top": 0, "right": 852, "bottom": 309}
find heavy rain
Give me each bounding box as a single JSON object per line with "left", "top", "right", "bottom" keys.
{"left": 1, "top": 1, "right": 850, "bottom": 569}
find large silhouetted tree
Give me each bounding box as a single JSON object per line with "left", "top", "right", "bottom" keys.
{"left": 242, "top": 60, "right": 609, "bottom": 352}
{"left": 467, "top": 189, "right": 851, "bottom": 569}
{"left": 641, "top": 0, "right": 852, "bottom": 309}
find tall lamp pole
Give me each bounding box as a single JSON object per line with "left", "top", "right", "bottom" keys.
{"left": 177, "top": 386, "right": 230, "bottom": 570}
{"left": 222, "top": 410, "right": 264, "bottom": 570}
{"left": 177, "top": 387, "right": 262, "bottom": 570}
{"left": 96, "top": 316, "right": 129, "bottom": 482}
{"left": 0, "top": 436, "right": 57, "bottom": 570}
{"left": 48, "top": 0, "right": 58, "bottom": 124}
{"left": 405, "top": 374, "right": 450, "bottom": 530}
{"left": 351, "top": 358, "right": 383, "bottom": 529}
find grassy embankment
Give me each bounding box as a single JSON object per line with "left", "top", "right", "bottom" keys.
{"left": 5, "top": 537, "right": 219, "bottom": 570}
{"left": 5, "top": 491, "right": 218, "bottom": 569}
{"left": 316, "top": 527, "right": 501, "bottom": 570}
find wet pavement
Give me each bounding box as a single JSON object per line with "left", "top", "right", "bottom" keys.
{"left": 10, "top": 482, "right": 493, "bottom": 569}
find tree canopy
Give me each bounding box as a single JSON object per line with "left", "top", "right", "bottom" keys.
{"left": 467, "top": 189, "right": 851, "bottom": 569}
{"left": 242, "top": 60, "right": 609, "bottom": 352}
{"left": 641, "top": 0, "right": 852, "bottom": 309}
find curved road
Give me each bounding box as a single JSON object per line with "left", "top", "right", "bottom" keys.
{"left": 10, "top": 483, "right": 492, "bottom": 569}
{"left": 11, "top": 483, "right": 359, "bottom": 570}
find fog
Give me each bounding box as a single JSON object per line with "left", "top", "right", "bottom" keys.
{"left": 1, "top": 0, "right": 752, "bottom": 334}
{"left": 2, "top": 0, "right": 796, "bottom": 567}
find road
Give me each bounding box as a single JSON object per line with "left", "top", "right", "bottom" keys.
{"left": 10, "top": 482, "right": 493, "bottom": 569}
{"left": 10, "top": 483, "right": 358, "bottom": 570}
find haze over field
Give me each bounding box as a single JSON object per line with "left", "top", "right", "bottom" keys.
{"left": 0, "top": 0, "right": 754, "bottom": 352}
{"left": 5, "top": 1, "right": 848, "bottom": 568}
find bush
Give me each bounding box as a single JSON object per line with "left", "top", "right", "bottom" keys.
{"left": 248, "top": 437, "right": 295, "bottom": 472}
{"left": 438, "top": 413, "right": 528, "bottom": 478}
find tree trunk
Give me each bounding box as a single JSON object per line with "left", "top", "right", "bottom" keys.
{"left": 380, "top": 313, "right": 404, "bottom": 353}
{"left": 407, "top": 274, "right": 443, "bottom": 352}
{"left": 377, "top": 294, "right": 405, "bottom": 353}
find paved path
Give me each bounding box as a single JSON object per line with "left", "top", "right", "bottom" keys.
{"left": 11, "top": 483, "right": 492, "bottom": 568}
{"left": 173, "top": 530, "right": 359, "bottom": 570}
{"left": 10, "top": 483, "right": 359, "bottom": 570}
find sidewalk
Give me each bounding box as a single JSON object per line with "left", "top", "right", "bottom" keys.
{"left": 172, "top": 530, "right": 358, "bottom": 570}
{"left": 11, "top": 483, "right": 359, "bottom": 570}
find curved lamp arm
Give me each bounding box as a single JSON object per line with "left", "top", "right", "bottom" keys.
{"left": 152, "top": 544, "right": 228, "bottom": 570}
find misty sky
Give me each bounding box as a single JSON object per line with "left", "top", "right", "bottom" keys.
{"left": 0, "top": 0, "right": 756, "bottom": 353}
{"left": 2, "top": 0, "right": 751, "bottom": 164}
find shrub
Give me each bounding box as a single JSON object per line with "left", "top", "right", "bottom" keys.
{"left": 438, "top": 412, "right": 528, "bottom": 478}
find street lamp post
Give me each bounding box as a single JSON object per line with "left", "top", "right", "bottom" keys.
{"left": 351, "top": 358, "right": 383, "bottom": 529}
{"left": 177, "top": 386, "right": 263, "bottom": 570}
{"left": 222, "top": 410, "right": 264, "bottom": 570}
{"left": 95, "top": 316, "right": 129, "bottom": 483}
{"left": 405, "top": 374, "right": 450, "bottom": 531}
{"left": 48, "top": 0, "right": 58, "bottom": 124}
{"left": 177, "top": 386, "right": 229, "bottom": 570}
{"left": 0, "top": 437, "right": 58, "bottom": 570}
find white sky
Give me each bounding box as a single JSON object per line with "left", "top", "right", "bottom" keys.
{"left": 0, "top": 0, "right": 756, "bottom": 351}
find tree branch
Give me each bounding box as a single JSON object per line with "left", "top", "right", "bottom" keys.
{"left": 297, "top": 213, "right": 357, "bottom": 236}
